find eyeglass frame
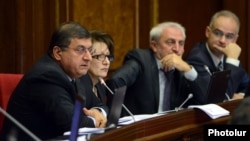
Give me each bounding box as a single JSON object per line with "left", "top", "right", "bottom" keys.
{"left": 92, "top": 54, "right": 114, "bottom": 62}
{"left": 208, "top": 26, "right": 237, "bottom": 41}
{"left": 62, "top": 46, "right": 95, "bottom": 55}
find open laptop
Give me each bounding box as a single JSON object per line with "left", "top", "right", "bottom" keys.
{"left": 206, "top": 70, "right": 231, "bottom": 103}
{"left": 106, "top": 85, "right": 127, "bottom": 129}
{"left": 62, "top": 85, "right": 127, "bottom": 140}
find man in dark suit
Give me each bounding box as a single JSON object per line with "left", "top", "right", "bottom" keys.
{"left": 0, "top": 22, "right": 108, "bottom": 141}
{"left": 185, "top": 10, "right": 249, "bottom": 101}
{"left": 106, "top": 22, "right": 205, "bottom": 116}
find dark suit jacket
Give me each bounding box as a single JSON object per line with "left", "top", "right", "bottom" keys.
{"left": 79, "top": 74, "right": 107, "bottom": 105}
{"left": 106, "top": 48, "right": 205, "bottom": 116}
{"left": 185, "top": 42, "right": 249, "bottom": 98}
{"left": 0, "top": 54, "right": 108, "bottom": 141}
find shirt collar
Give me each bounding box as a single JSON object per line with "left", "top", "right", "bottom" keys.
{"left": 205, "top": 43, "right": 224, "bottom": 66}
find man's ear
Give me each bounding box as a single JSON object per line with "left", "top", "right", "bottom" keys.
{"left": 52, "top": 46, "right": 63, "bottom": 61}
{"left": 205, "top": 26, "right": 210, "bottom": 38}
{"left": 150, "top": 40, "right": 157, "bottom": 52}
{"left": 233, "top": 34, "right": 239, "bottom": 43}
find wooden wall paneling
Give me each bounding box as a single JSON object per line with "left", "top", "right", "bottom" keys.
{"left": 158, "top": 0, "right": 223, "bottom": 58}
{"left": 222, "top": 0, "right": 249, "bottom": 72}
{"left": 43, "top": 0, "right": 57, "bottom": 57}
{"left": 71, "top": 0, "right": 136, "bottom": 70}
{"left": 1, "top": 0, "right": 249, "bottom": 74}
{"left": 55, "top": 0, "right": 71, "bottom": 23}
{"left": 31, "top": 0, "right": 50, "bottom": 71}
{"left": 13, "top": 0, "right": 68, "bottom": 73}
{"left": 0, "top": 1, "right": 17, "bottom": 73}
{"left": 15, "top": 0, "right": 34, "bottom": 73}
{"left": 14, "top": 0, "right": 51, "bottom": 73}
{"left": 138, "top": 0, "right": 151, "bottom": 49}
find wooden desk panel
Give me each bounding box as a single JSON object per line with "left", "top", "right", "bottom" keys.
{"left": 91, "top": 100, "right": 241, "bottom": 141}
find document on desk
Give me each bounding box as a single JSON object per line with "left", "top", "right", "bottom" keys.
{"left": 188, "top": 104, "right": 229, "bottom": 119}
{"left": 63, "top": 127, "right": 105, "bottom": 136}
{"left": 118, "top": 114, "right": 161, "bottom": 125}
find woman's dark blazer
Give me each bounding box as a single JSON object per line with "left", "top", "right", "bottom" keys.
{"left": 80, "top": 74, "right": 107, "bottom": 105}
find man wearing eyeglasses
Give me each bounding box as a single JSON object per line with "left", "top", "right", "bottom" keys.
{"left": 185, "top": 10, "right": 249, "bottom": 101}
{"left": 0, "top": 22, "right": 108, "bottom": 141}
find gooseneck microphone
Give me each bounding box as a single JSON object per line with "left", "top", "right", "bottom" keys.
{"left": 175, "top": 93, "right": 193, "bottom": 111}
{"left": 98, "top": 77, "right": 136, "bottom": 123}
{"left": 157, "top": 93, "right": 194, "bottom": 115}
{"left": 0, "top": 106, "right": 41, "bottom": 141}
{"left": 204, "top": 65, "right": 212, "bottom": 76}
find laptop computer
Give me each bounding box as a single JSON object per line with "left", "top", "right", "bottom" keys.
{"left": 62, "top": 85, "right": 126, "bottom": 140}
{"left": 206, "top": 70, "right": 231, "bottom": 103}
{"left": 106, "top": 85, "right": 127, "bottom": 129}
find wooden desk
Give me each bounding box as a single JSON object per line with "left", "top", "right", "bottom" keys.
{"left": 90, "top": 100, "right": 241, "bottom": 141}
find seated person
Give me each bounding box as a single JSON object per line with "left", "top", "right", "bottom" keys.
{"left": 185, "top": 10, "right": 249, "bottom": 101}
{"left": 106, "top": 21, "right": 205, "bottom": 116}
{"left": 80, "top": 30, "right": 114, "bottom": 104}
{"left": 0, "top": 22, "right": 108, "bottom": 141}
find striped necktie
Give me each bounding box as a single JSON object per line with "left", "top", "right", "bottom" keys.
{"left": 162, "top": 70, "right": 174, "bottom": 111}
{"left": 217, "top": 61, "right": 223, "bottom": 71}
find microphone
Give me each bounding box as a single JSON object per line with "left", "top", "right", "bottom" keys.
{"left": 204, "top": 65, "right": 212, "bottom": 76}
{"left": 175, "top": 93, "right": 193, "bottom": 111}
{"left": 0, "top": 106, "right": 41, "bottom": 141}
{"left": 157, "top": 93, "right": 194, "bottom": 115}
{"left": 224, "top": 93, "right": 231, "bottom": 101}
{"left": 98, "top": 77, "right": 136, "bottom": 123}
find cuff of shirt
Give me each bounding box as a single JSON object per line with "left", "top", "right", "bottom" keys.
{"left": 88, "top": 107, "right": 107, "bottom": 126}
{"left": 95, "top": 107, "right": 107, "bottom": 117}
{"left": 226, "top": 58, "right": 240, "bottom": 67}
{"left": 184, "top": 66, "right": 197, "bottom": 81}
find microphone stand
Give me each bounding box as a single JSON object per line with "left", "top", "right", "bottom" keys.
{"left": 0, "top": 107, "right": 41, "bottom": 141}
{"left": 98, "top": 78, "right": 136, "bottom": 123}
{"left": 157, "top": 93, "right": 194, "bottom": 115}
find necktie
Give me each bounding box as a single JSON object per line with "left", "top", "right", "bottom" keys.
{"left": 71, "top": 80, "right": 78, "bottom": 94}
{"left": 218, "top": 61, "right": 223, "bottom": 71}
{"left": 162, "top": 70, "right": 174, "bottom": 111}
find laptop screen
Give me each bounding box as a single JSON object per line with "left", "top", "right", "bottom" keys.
{"left": 106, "top": 85, "right": 127, "bottom": 128}
{"left": 206, "top": 70, "right": 231, "bottom": 103}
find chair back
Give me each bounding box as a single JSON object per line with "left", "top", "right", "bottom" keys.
{"left": 0, "top": 73, "right": 23, "bottom": 132}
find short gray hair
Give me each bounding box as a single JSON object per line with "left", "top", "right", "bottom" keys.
{"left": 149, "top": 22, "right": 186, "bottom": 42}
{"left": 209, "top": 10, "right": 240, "bottom": 33}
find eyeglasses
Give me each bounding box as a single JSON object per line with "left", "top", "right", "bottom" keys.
{"left": 64, "top": 46, "right": 95, "bottom": 55}
{"left": 209, "top": 27, "right": 236, "bottom": 40}
{"left": 92, "top": 54, "right": 114, "bottom": 62}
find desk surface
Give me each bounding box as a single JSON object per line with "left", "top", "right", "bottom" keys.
{"left": 90, "top": 100, "right": 241, "bottom": 141}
